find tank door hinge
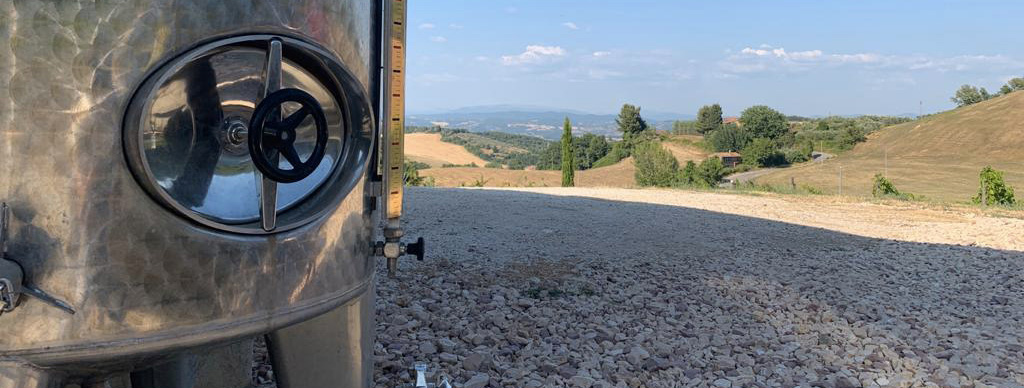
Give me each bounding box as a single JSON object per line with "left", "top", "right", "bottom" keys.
{"left": 0, "top": 203, "right": 75, "bottom": 316}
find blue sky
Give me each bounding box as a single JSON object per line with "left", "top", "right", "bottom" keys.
{"left": 406, "top": 1, "right": 1024, "bottom": 116}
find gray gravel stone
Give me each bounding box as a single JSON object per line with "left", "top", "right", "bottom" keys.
{"left": 370, "top": 188, "right": 1024, "bottom": 388}
{"left": 463, "top": 373, "right": 489, "bottom": 388}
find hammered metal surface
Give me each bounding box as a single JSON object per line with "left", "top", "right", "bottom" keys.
{"left": 0, "top": 0, "right": 377, "bottom": 367}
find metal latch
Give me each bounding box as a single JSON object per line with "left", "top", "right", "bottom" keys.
{"left": 0, "top": 203, "right": 75, "bottom": 316}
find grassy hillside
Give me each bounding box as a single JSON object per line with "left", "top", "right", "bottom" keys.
{"left": 758, "top": 91, "right": 1024, "bottom": 202}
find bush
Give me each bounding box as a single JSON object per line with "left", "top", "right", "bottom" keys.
{"left": 783, "top": 145, "right": 812, "bottom": 164}
{"left": 633, "top": 142, "right": 679, "bottom": 187}
{"left": 406, "top": 160, "right": 431, "bottom": 170}
{"left": 485, "top": 161, "right": 503, "bottom": 168}
{"left": 679, "top": 161, "right": 698, "bottom": 186}
{"left": 741, "top": 138, "right": 786, "bottom": 167}
{"left": 722, "top": 164, "right": 752, "bottom": 176}
{"left": 694, "top": 157, "right": 725, "bottom": 187}
{"left": 441, "top": 162, "right": 479, "bottom": 168}
{"left": 592, "top": 142, "right": 629, "bottom": 168}
{"left": 872, "top": 174, "right": 916, "bottom": 200}
{"left": 836, "top": 126, "right": 866, "bottom": 150}
{"left": 973, "top": 166, "right": 1016, "bottom": 205}
{"left": 707, "top": 124, "right": 751, "bottom": 152}
{"left": 404, "top": 161, "right": 435, "bottom": 187}
{"left": 801, "top": 184, "right": 823, "bottom": 195}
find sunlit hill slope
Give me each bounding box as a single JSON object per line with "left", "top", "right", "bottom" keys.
{"left": 759, "top": 91, "right": 1024, "bottom": 202}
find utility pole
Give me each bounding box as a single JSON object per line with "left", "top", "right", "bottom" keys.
{"left": 919, "top": 101, "right": 923, "bottom": 119}
{"left": 838, "top": 164, "right": 843, "bottom": 196}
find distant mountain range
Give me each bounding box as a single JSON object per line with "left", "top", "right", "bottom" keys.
{"left": 406, "top": 105, "right": 920, "bottom": 140}
{"left": 407, "top": 105, "right": 695, "bottom": 140}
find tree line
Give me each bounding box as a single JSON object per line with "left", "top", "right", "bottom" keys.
{"left": 951, "top": 77, "right": 1024, "bottom": 107}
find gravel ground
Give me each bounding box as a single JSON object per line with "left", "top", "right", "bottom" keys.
{"left": 373, "top": 187, "right": 1024, "bottom": 388}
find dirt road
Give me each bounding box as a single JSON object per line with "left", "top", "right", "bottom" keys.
{"left": 375, "top": 187, "right": 1024, "bottom": 387}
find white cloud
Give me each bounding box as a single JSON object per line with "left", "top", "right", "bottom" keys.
{"left": 474, "top": 56, "right": 489, "bottom": 62}
{"left": 562, "top": 22, "right": 579, "bottom": 30}
{"left": 419, "top": 23, "right": 435, "bottom": 30}
{"left": 592, "top": 51, "right": 612, "bottom": 57}
{"left": 449, "top": 23, "right": 464, "bottom": 29}
{"left": 740, "top": 47, "right": 823, "bottom": 60}
{"left": 831, "top": 53, "right": 881, "bottom": 64}
{"left": 502, "top": 45, "right": 567, "bottom": 65}
{"left": 722, "top": 45, "right": 1024, "bottom": 77}
{"left": 430, "top": 36, "right": 447, "bottom": 43}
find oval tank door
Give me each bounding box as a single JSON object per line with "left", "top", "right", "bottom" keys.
{"left": 123, "top": 35, "right": 358, "bottom": 234}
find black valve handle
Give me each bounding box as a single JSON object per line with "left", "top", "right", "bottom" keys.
{"left": 406, "top": 237, "right": 425, "bottom": 261}
{"left": 248, "top": 88, "right": 329, "bottom": 183}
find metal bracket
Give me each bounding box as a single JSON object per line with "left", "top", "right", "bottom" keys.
{"left": 0, "top": 203, "right": 75, "bottom": 316}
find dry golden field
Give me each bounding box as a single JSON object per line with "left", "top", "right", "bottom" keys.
{"left": 759, "top": 91, "right": 1024, "bottom": 202}
{"left": 404, "top": 133, "right": 488, "bottom": 167}
{"left": 411, "top": 136, "right": 710, "bottom": 188}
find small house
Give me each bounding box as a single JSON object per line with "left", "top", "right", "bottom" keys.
{"left": 712, "top": 152, "right": 742, "bottom": 167}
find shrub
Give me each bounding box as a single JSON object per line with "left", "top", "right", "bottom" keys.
{"left": 721, "top": 164, "right": 752, "bottom": 176}
{"left": 872, "top": 174, "right": 899, "bottom": 197}
{"left": 468, "top": 174, "right": 490, "bottom": 187}
{"left": 836, "top": 126, "right": 866, "bottom": 150}
{"left": 783, "top": 141, "right": 814, "bottom": 164}
{"left": 406, "top": 160, "right": 431, "bottom": 170}
{"left": 404, "top": 161, "right": 435, "bottom": 187}
{"left": 441, "top": 162, "right": 479, "bottom": 168}
{"left": 801, "top": 184, "right": 823, "bottom": 195}
{"left": 485, "top": 161, "right": 503, "bottom": 168}
{"left": 633, "top": 142, "right": 679, "bottom": 187}
{"left": 680, "top": 160, "right": 698, "bottom": 185}
{"left": 872, "top": 174, "right": 916, "bottom": 200}
{"left": 707, "top": 124, "right": 751, "bottom": 152}
{"left": 694, "top": 157, "right": 725, "bottom": 187}
{"left": 592, "top": 142, "right": 629, "bottom": 168}
{"left": 973, "top": 166, "right": 1016, "bottom": 205}
{"left": 741, "top": 138, "right": 786, "bottom": 167}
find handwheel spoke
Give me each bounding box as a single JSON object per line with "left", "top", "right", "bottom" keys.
{"left": 277, "top": 107, "right": 311, "bottom": 131}
{"left": 280, "top": 145, "right": 304, "bottom": 168}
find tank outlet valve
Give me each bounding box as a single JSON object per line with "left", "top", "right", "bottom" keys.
{"left": 374, "top": 236, "right": 426, "bottom": 278}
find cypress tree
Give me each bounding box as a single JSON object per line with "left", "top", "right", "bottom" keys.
{"left": 561, "top": 117, "right": 575, "bottom": 187}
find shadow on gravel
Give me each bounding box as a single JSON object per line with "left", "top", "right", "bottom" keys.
{"left": 385, "top": 187, "right": 1024, "bottom": 387}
